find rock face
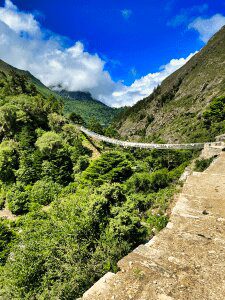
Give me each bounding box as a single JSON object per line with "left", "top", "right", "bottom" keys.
{"left": 81, "top": 149, "right": 225, "bottom": 300}
{"left": 116, "top": 26, "right": 225, "bottom": 143}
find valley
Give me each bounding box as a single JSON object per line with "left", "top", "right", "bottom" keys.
{"left": 0, "top": 18, "right": 225, "bottom": 300}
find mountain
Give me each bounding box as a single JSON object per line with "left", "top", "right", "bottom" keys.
{"left": 58, "top": 90, "right": 94, "bottom": 101}
{"left": 60, "top": 90, "right": 123, "bottom": 126}
{"left": 0, "top": 60, "right": 120, "bottom": 125}
{"left": 0, "top": 59, "right": 54, "bottom": 97}
{"left": 116, "top": 26, "right": 225, "bottom": 143}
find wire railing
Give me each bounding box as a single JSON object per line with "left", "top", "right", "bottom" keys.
{"left": 79, "top": 126, "right": 213, "bottom": 150}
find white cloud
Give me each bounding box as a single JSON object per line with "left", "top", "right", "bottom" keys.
{"left": 0, "top": 0, "right": 40, "bottom": 36}
{"left": 121, "top": 9, "right": 132, "bottom": 20}
{"left": 111, "top": 52, "right": 197, "bottom": 107}
{"left": 0, "top": 1, "right": 116, "bottom": 101}
{"left": 188, "top": 14, "right": 225, "bottom": 43}
{"left": 0, "top": 1, "right": 196, "bottom": 107}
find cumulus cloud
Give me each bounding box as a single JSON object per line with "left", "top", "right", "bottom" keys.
{"left": 0, "top": 0, "right": 195, "bottom": 107}
{"left": 0, "top": 0, "right": 40, "bottom": 36}
{"left": 188, "top": 14, "right": 225, "bottom": 43}
{"left": 0, "top": 1, "right": 116, "bottom": 101}
{"left": 121, "top": 9, "right": 132, "bottom": 20}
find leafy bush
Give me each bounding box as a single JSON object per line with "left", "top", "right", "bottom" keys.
{"left": 126, "top": 172, "right": 153, "bottom": 193}
{"left": 41, "top": 148, "right": 73, "bottom": 185}
{"left": 146, "top": 214, "right": 169, "bottom": 233}
{"left": 148, "top": 169, "right": 171, "bottom": 191}
{"left": 194, "top": 157, "right": 214, "bottom": 172}
{"left": 48, "top": 113, "right": 67, "bottom": 132}
{"left": 126, "top": 169, "right": 171, "bottom": 193}
{"left": 146, "top": 149, "right": 192, "bottom": 171}
{"left": 0, "top": 220, "right": 14, "bottom": 265}
{"left": 30, "top": 180, "right": 61, "bottom": 205}
{"left": 7, "top": 183, "right": 31, "bottom": 214}
{"left": 82, "top": 151, "right": 133, "bottom": 186}
{"left": 0, "top": 140, "right": 18, "bottom": 182}
{"left": 73, "top": 155, "right": 90, "bottom": 175}
{"left": 36, "top": 131, "right": 63, "bottom": 155}
{"left": 203, "top": 96, "right": 225, "bottom": 127}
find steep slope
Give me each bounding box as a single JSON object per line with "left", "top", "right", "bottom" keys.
{"left": 61, "top": 90, "right": 123, "bottom": 126}
{"left": 116, "top": 26, "right": 225, "bottom": 143}
{"left": 0, "top": 60, "right": 120, "bottom": 125}
{"left": 0, "top": 59, "right": 54, "bottom": 97}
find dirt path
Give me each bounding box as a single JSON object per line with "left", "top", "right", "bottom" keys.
{"left": 0, "top": 209, "right": 16, "bottom": 221}
{"left": 82, "top": 137, "right": 101, "bottom": 160}
{"left": 81, "top": 152, "right": 225, "bottom": 300}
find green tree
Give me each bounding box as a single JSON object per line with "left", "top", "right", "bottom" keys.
{"left": 88, "top": 117, "right": 104, "bottom": 134}
{"left": 16, "top": 150, "right": 42, "bottom": 184}
{"left": 0, "top": 140, "right": 18, "bottom": 182}
{"left": 48, "top": 113, "right": 67, "bottom": 133}
{"left": 0, "top": 105, "right": 17, "bottom": 139}
{"left": 69, "top": 112, "right": 85, "bottom": 125}
{"left": 36, "top": 131, "right": 63, "bottom": 156}
{"left": 30, "top": 179, "right": 61, "bottom": 205}
{"left": 7, "top": 183, "right": 31, "bottom": 214}
{"left": 0, "top": 220, "right": 14, "bottom": 265}
{"left": 82, "top": 151, "right": 133, "bottom": 186}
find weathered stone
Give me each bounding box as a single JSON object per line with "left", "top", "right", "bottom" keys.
{"left": 80, "top": 151, "right": 225, "bottom": 300}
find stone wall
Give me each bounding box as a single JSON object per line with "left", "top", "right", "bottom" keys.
{"left": 80, "top": 148, "right": 225, "bottom": 300}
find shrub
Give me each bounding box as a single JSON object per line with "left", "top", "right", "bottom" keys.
{"left": 126, "top": 172, "right": 153, "bottom": 193}
{"left": 30, "top": 180, "right": 61, "bottom": 206}
{"left": 126, "top": 169, "right": 171, "bottom": 193}
{"left": 146, "top": 214, "right": 169, "bottom": 233}
{"left": 7, "top": 183, "right": 31, "bottom": 214}
{"left": 194, "top": 157, "right": 214, "bottom": 172}
{"left": 41, "top": 148, "right": 73, "bottom": 185}
{"left": 203, "top": 96, "right": 225, "bottom": 127}
{"left": 150, "top": 169, "right": 171, "bottom": 191}
{"left": 146, "top": 149, "right": 192, "bottom": 171}
{"left": 0, "top": 140, "right": 18, "bottom": 182}
{"left": 107, "top": 209, "right": 147, "bottom": 245}
{"left": 48, "top": 113, "right": 67, "bottom": 132}
{"left": 82, "top": 151, "right": 133, "bottom": 186}
{"left": 0, "top": 220, "right": 14, "bottom": 265}
{"left": 36, "top": 131, "right": 63, "bottom": 156}
{"left": 61, "top": 124, "right": 80, "bottom": 146}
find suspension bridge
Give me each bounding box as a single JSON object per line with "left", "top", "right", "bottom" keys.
{"left": 79, "top": 126, "right": 222, "bottom": 150}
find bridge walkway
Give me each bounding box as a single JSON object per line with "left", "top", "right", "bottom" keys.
{"left": 79, "top": 126, "right": 223, "bottom": 150}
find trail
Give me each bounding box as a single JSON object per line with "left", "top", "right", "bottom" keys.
{"left": 81, "top": 150, "right": 225, "bottom": 300}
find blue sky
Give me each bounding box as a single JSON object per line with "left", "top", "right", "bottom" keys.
{"left": 0, "top": 0, "right": 225, "bottom": 106}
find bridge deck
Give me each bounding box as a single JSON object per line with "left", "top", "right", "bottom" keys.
{"left": 79, "top": 127, "right": 220, "bottom": 150}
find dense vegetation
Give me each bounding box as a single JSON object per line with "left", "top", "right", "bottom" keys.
{"left": 0, "top": 69, "right": 195, "bottom": 299}
{"left": 194, "top": 157, "right": 215, "bottom": 172}
{"left": 62, "top": 90, "right": 123, "bottom": 126}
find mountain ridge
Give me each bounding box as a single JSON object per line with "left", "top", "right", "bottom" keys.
{"left": 0, "top": 59, "right": 120, "bottom": 125}
{"left": 115, "top": 26, "right": 225, "bottom": 143}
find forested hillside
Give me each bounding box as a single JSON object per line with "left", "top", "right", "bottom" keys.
{"left": 0, "top": 59, "right": 122, "bottom": 127}
{"left": 0, "top": 67, "right": 194, "bottom": 299}
{"left": 61, "top": 90, "right": 123, "bottom": 126}
{"left": 116, "top": 26, "right": 225, "bottom": 143}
